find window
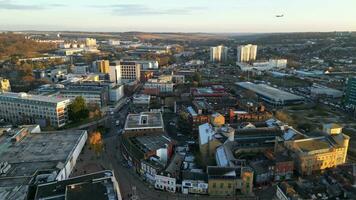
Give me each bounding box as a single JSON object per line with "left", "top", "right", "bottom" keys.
{"left": 220, "top": 183, "right": 224, "bottom": 188}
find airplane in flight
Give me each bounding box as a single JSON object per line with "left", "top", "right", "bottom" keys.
{"left": 276, "top": 14, "right": 284, "bottom": 18}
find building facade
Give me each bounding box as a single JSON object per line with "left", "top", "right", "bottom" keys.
{"left": 109, "top": 63, "right": 122, "bottom": 84}
{"left": 284, "top": 124, "right": 349, "bottom": 176}
{"left": 210, "top": 45, "right": 228, "bottom": 63}
{"left": 237, "top": 44, "right": 257, "bottom": 62}
{"left": 155, "top": 174, "right": 176, "bottom": 193}
{"left": 120, "top": 61, "right": 141, "bottom": 83}
{"left": 345, "top": 77, "right": 356, "bottom": 108}
{"left": 95, "top": 60, "right": 110, "bottom": 73}
{"left": 0, "top": 77, "right": 11, "bottom": 92}
{"left": 0, "top": 92, "right": 70, "bottom": 127}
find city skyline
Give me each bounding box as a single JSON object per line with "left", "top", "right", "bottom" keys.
{"left": 1, "top": 0, "right": 356, "bottom": 32}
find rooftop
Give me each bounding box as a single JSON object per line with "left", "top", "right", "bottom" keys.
{"left": 236, "top": 82, "right": 304, "bottom": 102}
{"left": 198, "top": 123, "right": 215, "bottom": 145}
{"left": 0, "top": 92, "right": 70, "bottom": 104}
{"left": 132, "top": 135, "right": 172, "bottom": 153}
{"left": 294, "top": 137, "right": 333, "bottom": 153}
{"left": 33, "top": 170, "right": 121, "bottom": 200}
{"left": 124, "top": 112, "right": 164, "bottom": 131}
{"left": 0, "top": 127, "right": 87, "bottom": 177}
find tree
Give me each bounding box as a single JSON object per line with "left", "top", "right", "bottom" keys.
{"left": 89, "top": 131, "right": 104, "bottom": 156}
{"left": 68, "top": 96, "right": 89, "bottom": 122}
{"left": 177, "top": 111, "right": 192, "bottom": 134}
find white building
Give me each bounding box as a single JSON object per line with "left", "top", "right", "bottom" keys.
{"left": 144, "top": 81, "right": 174, "bottom": 94}
{"left": 109, "top": 85, "right": 124, "bottom": 102}
{"left": 137, "top": 60, "right": 159, "bottom": 70}
{"left": 182, "top": 180, "right": 208, "bottom": 195}
{"left": 269, "top": 59, "right": 287, "bottom": 69}
{"left": 133, "top": 94, "right": 151, "bottom": 105}
{"left": 109, "top": 63, "right": 122, "bottom": 84}
{"left": 0, "top": 92, "right": 70, "bottom": 127}
{"left": 0, "top": 126, "right": 88, "bottom": 200}
{"left": 155, "top": 174, "right": 176, "bottom": 193}
{"left": 108, "top": 39, "right": 121, "bottom": 46}
{"left": 237, "top": 44, "right": 258, "bottom": 62}
{"left": 210, "top": 45, "right": 228, "bottom": 63}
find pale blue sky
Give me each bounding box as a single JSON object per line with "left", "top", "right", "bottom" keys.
{"left": 0, "top": 0, "right": 355, "bottom": 32}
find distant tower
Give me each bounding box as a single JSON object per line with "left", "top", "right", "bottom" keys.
{"left": 210, "top": 45, "right": 228, "bottom": 63}
{"left": 237, "top": 44, "right": 258, "bottom": 62}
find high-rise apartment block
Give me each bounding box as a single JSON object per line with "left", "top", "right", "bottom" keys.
{"left": 0, "top": 77, "right": 11, "bottom": 92}
{"left": 85, "top": 38, "right": 96, "bottom": 47}
{"left": 94, "top": 60, "right": 110, "bottom": 73}
{"left": 237, "top": 44, "right": 258, "bottom": 62}
{"left": 109, "top": 61, "right": 141, "bottom": 84}
{"left": 210, "top": 45, "right": 228, "bottom": 63}
{"left": 0, "top": 92, "right": 70, "bottom": 127}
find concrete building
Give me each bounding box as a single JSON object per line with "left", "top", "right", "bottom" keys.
{"left": 0, "top": 126, "right": 87, "bottom": 200}
{"left": 59, "top": 85, "right": 109, "bottom": 108}
{"left": 133, "top": 94, "right": 151, "bottom": 105}
{"left": 124, "top": 112, "right": 164, "bottom": 133}
{"left": 237, "top": 44, "right": 257, "bottom": 62}
{"left": 0, "top": 77, "right": 11, "bottom": 92}
{"left": 181, "top": 172, "right": 208, "bottom": 195}
{"left": 210, "top": 45, "right": 228, "bottom": 63}
{"left": 109, "top": 63, "right": 122, "bottom": 84}
{"left": 198, "top": 123, "right": 222, "bottom": 163}
{"left": 207, "top": 166, "right": 254, "bottom": 196}
{"left": 0, "top": 92, "right": 70, "bottom": 128}
{"left": 155, "top": 173, "right": 176, "bottom": 193}
{"left": 31, "top": 170, "right": 122, "bottom": 200}
{"left": 284, "top": 124, "right": 349, "bottom": 176}
{"left": 345, "top": 77, "right": 356, "bottom": 108}
{"left": 310, "top": 84, "right": 343, "bottom": 98}
{"left": 144, "top": 81, "right": 174, "bottom": 95}
{"left": 269, "top": 59, "right": 287, "bottom": 68}
{"left": 73, "top": 64, "right": 89, "bottom": 74}
{"left": 84, "top": 38, "right": 97, "bottom": 47}
{"left": 120, "top": 61, "right": 141, "bottom": 83}
{"left": 137, "top": 60, "right": 159, "bottom": 70}
{"left": 94, "top": 60, "right": 110, "bottom": 74}
{"left": 236, "top": 82, "right": 304, "bottom": 106}
{"left": 109, "top": 85, "right": 124, "bottom": 102}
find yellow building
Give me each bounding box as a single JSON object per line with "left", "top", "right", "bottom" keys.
{"left": 207, "top": 166, "right": 254, "bottom": 196}
{"left": 285, "top": 124, "right": 349, "bottom": 176}
{"left": 198, "top": 123, "right": 222, "bottom": 164}
{"left": 0, "top": 77, "right": 11, "bottom": 92}
{"left": 97, "top": 60, "right": 110, "bottom": 74}
{"left": 210, "top": 113, "right": 225, "bottom": 127}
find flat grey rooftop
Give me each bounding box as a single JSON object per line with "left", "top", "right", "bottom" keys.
{"left": 34, "top": 170, "right": 120, "bottom": 200}
{"left": 236, "top": 82, "right": 304, "bottom": 102}
{"left": 0, "top": 130, "right": 86, "bottom": 177}
{"left": 0, "top": 92, "right": 69, "bottom": 104}
{"left": 124, "top": 112, "right": 164, "bottom": 131}
{"left": 132, "top": 135, "right": 171, "bottom": 153}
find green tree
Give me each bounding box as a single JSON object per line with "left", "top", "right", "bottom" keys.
{"left": 68, "top": 96, "right": 89, "bottom": 122}
{"left": 177, "top": 111, "right": 192, "bottom": 134}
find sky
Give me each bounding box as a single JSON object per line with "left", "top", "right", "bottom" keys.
{"left": 0, "top": 0, "right": 356, "bottom": 33}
